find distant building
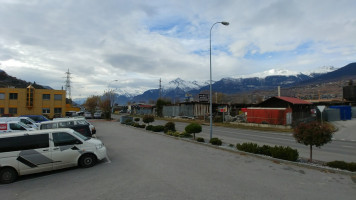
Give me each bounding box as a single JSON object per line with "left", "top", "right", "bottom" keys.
{"left": 0, "top": 85, "right": 66, "bottom": 118}
{"left": 343, "top": 85, "right": 356, "bottom": 102}
{"left": 256, "top": 96, "right": 313, "bottom": 124}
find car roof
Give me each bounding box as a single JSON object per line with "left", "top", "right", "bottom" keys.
{"left": 0, "top": 128, "right": 74, "bottom": 138}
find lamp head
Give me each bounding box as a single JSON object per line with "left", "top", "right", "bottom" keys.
{"left": 221, "top": 21, "right": 229, "bottom": 26}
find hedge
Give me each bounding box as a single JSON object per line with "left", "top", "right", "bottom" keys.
{"left": 236, "top": 142, "right": 299, "bottom": 162}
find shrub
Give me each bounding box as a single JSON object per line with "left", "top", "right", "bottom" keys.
{"left": 151, "top": 125, "right": 165, "bottom": 132}
{"left": 236, "top": 142, "right": 259, "bottom": 154}
{"left": 210, "top": 138, "right": 222, "bottom": 146}
{"left": 133, "top": 123, "right": 145, "bottom": 128}
{"left": 270, "top": 146, "right": 299, "bottom": 162}
{"left": 146, "top": 125, "right": 153, "bottom": 131}
{"left": 185, "top": 123, "right": 202, "bottom": 139}
{"left": 179, "top": 131, "right": 192, "bottom": 138}
{"left": 165, "top": 130, "right": 180, "bottom": 137}
{"left": 143, "top": 115, "right": 155, "bottom": 125}
{"left": 164, "top": 122, "right": 176, "bottom": 133}
{"left": 134, "top": 118, "right": 140, "bottom": 122}
{"left": 258, "top": 145, "right": 272, "bottom": 156}
{"left": 124, "top": 118, "right": 132, "bottom": 124}
{"left": 236, "top": 143, "right": 298, "bottom": 162}
{"left": 196, "top": 137, "right": 205, "bottom": 143}
{"left": 326, "top": 161, "right": 356, "bottom": 172}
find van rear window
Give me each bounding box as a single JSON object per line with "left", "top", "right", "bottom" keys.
{"left": 0, "top": 134, "right": 49, "bottom": 153}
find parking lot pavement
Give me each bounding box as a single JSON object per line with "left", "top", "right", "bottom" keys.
{"left": 332, "top": 119, "right": 356, "bottom": 141}
{"left": 1, "top": 119, "right": 355, "bottom": 200}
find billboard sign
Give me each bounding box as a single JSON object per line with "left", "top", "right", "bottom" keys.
{"left": 199, "top": 94, "right": 209, "bottom": 102}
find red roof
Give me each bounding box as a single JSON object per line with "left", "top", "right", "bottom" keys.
{"left": 275, "top": 96, "right": 312, "bottom": 105}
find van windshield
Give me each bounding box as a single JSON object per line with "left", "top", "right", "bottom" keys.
{"left": 72, "top": 130, "right": 90, "bottom": 141}
{"left": 25, "top": 118, "right": 37, "bottom": 125}
{"left": 18, "top": 122, "right": 30, "bottom": 129}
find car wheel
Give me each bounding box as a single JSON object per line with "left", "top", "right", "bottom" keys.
{"left": 79, "top": 154, "right": 97, "bottom": 168}
{"left": 0, "top": 167, "right": 18, "bottom": 184}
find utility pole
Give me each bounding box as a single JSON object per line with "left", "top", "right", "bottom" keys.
{"left": 65, "top": 69, "right": 72, "bottom": 101}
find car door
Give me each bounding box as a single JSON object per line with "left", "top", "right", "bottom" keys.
{"left": 17, "top": 134, "right": 53, "bottom": 175}
{"left": 51, "top": 131, "right": 83, "bottom": 170}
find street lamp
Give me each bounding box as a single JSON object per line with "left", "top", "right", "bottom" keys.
{"left": 209, "top": 21, "right": 229, "bottom": 140}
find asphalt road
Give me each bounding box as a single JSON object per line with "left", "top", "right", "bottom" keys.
{"left": 1, "top": 120, "right": 355, "bottom": 200}
{"left": 148, "top": 119, "right": 356, "bottom": 162}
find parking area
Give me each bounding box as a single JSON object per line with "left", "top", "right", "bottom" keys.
{"left": 1, "top": 119, "right": 355, "bottom": 200}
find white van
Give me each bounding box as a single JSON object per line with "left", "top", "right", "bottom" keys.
{"left": 0, "top": 117, "right": 39, "bottom": 129}
{"left": 0, "top": 128, "right": 107, "bottom": 184}
{"left": 0, "top": 121, "right": 36, "bottom": 133}
{"left": 42, "top": 118, "right": 96, "bottom": 136}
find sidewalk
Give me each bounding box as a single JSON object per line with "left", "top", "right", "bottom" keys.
{"left": 331, "top": 118, "right": 356, "bottom": 141}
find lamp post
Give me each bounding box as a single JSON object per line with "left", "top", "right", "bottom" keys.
{"left": 209, "top": 21, "right": 229, "bottom": 140}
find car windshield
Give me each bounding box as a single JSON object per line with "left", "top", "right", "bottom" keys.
{"left": 72, "top": 130, "right": 90, "bottom": 141}
{"left": 18, "top": 121, "right": 30, "bottom": 128}
{"left": 26, "top": 118, "right": 37, "bottom": 124}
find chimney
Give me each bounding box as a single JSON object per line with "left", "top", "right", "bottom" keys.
{"left": 277, "top": 86, "right": 280, "bottom": 97}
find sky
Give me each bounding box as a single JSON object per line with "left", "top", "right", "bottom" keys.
{"left": 0, "top": 0, "right": 355, "bottom": 99}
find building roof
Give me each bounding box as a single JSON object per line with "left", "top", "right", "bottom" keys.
{"left": 275, "top": 96, "right": 312, "bottom": 105}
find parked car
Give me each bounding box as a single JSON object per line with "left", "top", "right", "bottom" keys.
{"left": 21, "top": 115, "right": 49, "bottom": 123}
{"left": 0, "top": 117, "right": 39, "bottom": 129}
{"left": 0, "top": 128, "right": 107, "bottom": 183}
{"left": 94, "top": 111, "right": 102, "bottom": 119}
{"left": 40, "top": 118, "right": 96, "bottom": 137}
{"left": 0, "top": 121, "right": 36, "bottom": 133}
{"left": 84, "top": 112, "right": 92, "bottom": 119}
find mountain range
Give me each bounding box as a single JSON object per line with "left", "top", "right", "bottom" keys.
{"left": 1, "top": 63, "right": 355, "bottom": 105}
{"left": 113, "top": 63, "right": 355, "bottom": 104}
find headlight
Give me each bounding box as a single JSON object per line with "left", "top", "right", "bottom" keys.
{"left": 96, "top": 143, "right": 104, "bottom": 149}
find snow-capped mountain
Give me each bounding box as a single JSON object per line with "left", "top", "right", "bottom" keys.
{"left": 235, "top": 69, "right": 300, "bottom": 79}
{"left": 164, "top": 78, "right": 204, "bottom": 91}
{"left": 74, "top": 63, "right": 355, "bottom": 105}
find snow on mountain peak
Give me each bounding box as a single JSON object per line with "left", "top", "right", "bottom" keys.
{"left": 306, "top": 66, "right": 337, "bottom": 75}
{"left": 234, "top": 68, "right": 299, "bottom": 79}
{"left": 165, "top": 78, "right": 203, "bottom": 91}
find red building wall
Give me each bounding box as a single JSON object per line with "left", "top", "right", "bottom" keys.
{"left": 246, "top": 108, "right": 292, "bottom": 125}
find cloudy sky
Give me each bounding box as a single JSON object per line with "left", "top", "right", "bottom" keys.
{"left": 0, "top": 0, "right": 355, "bottom": 99}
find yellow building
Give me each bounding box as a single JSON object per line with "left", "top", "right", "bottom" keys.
{"left": 0, "top": 85, "right": 66, "bottom": 118}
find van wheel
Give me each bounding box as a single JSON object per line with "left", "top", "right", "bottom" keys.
{"left": 79, "top": 154, "right": 97, "bottom": 168}
{"left": 0, "top": 167, "right": 18, "bottom": 184}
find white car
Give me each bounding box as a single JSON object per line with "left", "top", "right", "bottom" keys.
{"left": 84, "top": 112, "right": 92, "bottom": 119}
{"left": 94, "top": 111, "right": 102, "bottom": 119}
{"left": 0, "top": 128, "right": 107, "bottom": 183}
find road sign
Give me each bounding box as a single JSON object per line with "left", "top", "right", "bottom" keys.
{"left": 199, "top": 94, "right": 209, "bottom": 102}
{"left": 317, "top": 105, "right": 325, "bottom": 112}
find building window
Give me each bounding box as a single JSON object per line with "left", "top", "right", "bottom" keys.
{"left": 42, "top": 108, "right": 50, "bottom": 114}
{"left": 9, "top": 93, "right": 18, "bottom": 100}
{"left": 54, "top": 108, "right": 62, "bottom": 114}
{"left": 0, "top": 108, "right": 4, "bottom": 114}
{"left": 54, "top": 94, "right": 62, "bottom": 100}
{"left": 43, "top": 94, "right": 50, "bottom": 100}
{"left": 0, "top": 93, "right": 4, "bottom": 100}
{"left": 9, "top": 108, "right": 17, "bottom": 115}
